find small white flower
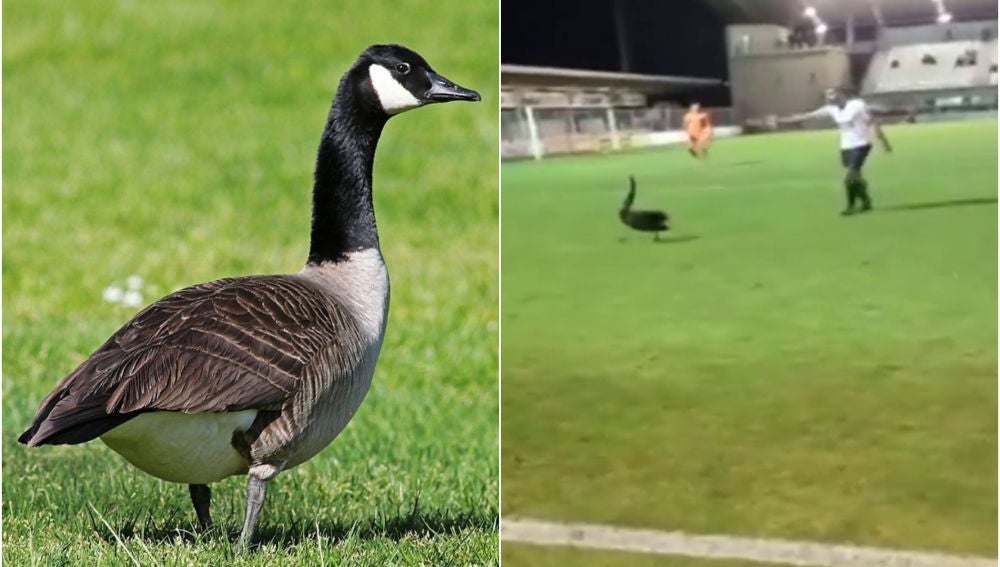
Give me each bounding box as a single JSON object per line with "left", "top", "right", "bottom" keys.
{"left": 122, "top": 290, "right": 144, "bottom": 308}
{"left": 126, "top": 275, "right": 145, "bottom": 291}
{"left": 103, "top": 286, "right": 124, "bottom": 303}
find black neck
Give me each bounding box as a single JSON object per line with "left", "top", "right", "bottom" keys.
{"left": 307, "top": 82, "right": 388, "bottom": 264}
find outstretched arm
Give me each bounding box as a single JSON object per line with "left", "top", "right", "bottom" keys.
{"left": 777, "top": 107, "right": 828, "bottom": 125}
{"left": 872, "top": 119, "right": 892, "bottom": 153}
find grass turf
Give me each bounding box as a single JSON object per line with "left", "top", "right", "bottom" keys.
{"left": 502, "top": 544, "right": 800, "bottom": 567}
{"left": 500, "top": 121, "right": 997, "bottom": 557}
{"left": 3, "top": 1, "right": 498, "bottom": 565}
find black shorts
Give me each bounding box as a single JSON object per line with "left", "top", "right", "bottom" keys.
{"left": 840, "top": 144, "right": 872, "bottom": 170}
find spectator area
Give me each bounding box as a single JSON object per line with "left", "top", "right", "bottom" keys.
{"left": 864, "top": 39, "right": 998, "bottom": 94}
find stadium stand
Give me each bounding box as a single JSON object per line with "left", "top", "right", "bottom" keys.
{"left": 856, "top": 28, "right": 997, "bottom": 119}
{"left": 866, "top": 41, "right": 993, "bottom": 92}
{"left": 502, "top": 1, "right": 998, "bottom": 159}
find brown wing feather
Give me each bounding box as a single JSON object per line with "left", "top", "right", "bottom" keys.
{"left": 20, "top": 275, "right": 360, "bottom": 446}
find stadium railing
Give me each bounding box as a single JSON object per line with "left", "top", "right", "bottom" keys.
{"left": 501, "top": 106, "right": 739, "bottom": 160}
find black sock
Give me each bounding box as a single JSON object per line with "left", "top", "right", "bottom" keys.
{"left": 856, "top": 179, "right": 871, "bottom": 207}
{"left": 844, "top": 180, "right": 857, "bottom": 209}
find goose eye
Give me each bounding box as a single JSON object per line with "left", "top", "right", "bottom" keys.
{"left": 396, "top": 63, "right": 410, "bottom": 75}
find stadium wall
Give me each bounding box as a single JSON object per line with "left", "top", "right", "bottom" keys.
{"left": 500, "top": 105, "right": 741, "bottom": 160}
{"left": 633, "top": 126, "right": 742, "bottom": 146}
{"left": 878, "top": 20, "right": 997, "bottom": 47}
{"left": 729, "top": 47, "right": 852, "bottom": 120}
{"left": 500, "top": 125, "right": 743, "bottom": 160}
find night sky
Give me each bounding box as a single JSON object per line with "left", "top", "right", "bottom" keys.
{"left": 502, "top": 0, "right": 729, "bottom": 80}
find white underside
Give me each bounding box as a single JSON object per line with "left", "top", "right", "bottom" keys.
{"left": 99, "top": 251, "right": 390, "bottom": 484}
{"left": 100, "top": 410, "right": 257, "bottom": 484}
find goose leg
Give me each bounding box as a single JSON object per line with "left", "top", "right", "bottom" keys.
{"left": 236, "top": 474, "right": 269, "bottom": 550}
{"left": 189, "top": 484, "right": 213, "bottom": 529}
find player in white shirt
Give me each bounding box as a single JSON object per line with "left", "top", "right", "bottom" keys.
{"left": 779, "top": 88, "right": 892, "bottom": 216}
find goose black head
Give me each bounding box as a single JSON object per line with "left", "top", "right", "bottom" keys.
{"left": 351, "top": 44, "right": 480, "bottom": 117}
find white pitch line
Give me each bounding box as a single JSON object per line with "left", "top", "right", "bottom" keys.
{"left": 502, "top": 518, "right": 998, "bottom": 567}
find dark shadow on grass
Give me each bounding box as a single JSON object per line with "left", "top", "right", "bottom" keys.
{"left": 87, "top": 506, "right": 205, "bottom": 544}
{"left": 654, "top": 235, "right": 700, "bottom": 244}
{"left": 618, "top": 235, "right": 700, "bottom": 245}
{"left": 92, "top": 507, "right": 497, "bottom": 548}
{"left": 877, "top": 197, "right": 997, "bottom": 213}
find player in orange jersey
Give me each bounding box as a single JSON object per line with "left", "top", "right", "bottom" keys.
{"left": 682, "top": 102, "right": 712, "bottom": 160}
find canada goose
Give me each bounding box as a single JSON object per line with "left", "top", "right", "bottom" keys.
{"left": 619, "top": 175, "right": 669, "bottom": 240}
{"left": 18, "top": 44, "right": 480, "bottom": 548}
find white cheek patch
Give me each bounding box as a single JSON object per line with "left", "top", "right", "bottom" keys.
{"left": 368, "top": 64, "right": 421, "bottom": 115}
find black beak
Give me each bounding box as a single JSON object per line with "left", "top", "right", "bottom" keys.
{"left": 424, "top": 72, "right": 481, "bottom": 103}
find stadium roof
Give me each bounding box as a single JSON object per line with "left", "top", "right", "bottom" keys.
{"left": 703, "top": 0, "right": 998, "bottom": 26}
{"left": 501, "top": 64, "right": 723, "bottom": 94}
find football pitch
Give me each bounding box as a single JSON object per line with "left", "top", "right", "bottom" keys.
{"left": 500, "top": 120, "right": 997, "bottom": 563}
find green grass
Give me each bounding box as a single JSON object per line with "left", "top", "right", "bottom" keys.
{"left": 3, "top": 1, "right": 497, "bottom": 565}
{"left": 503, "top": 544, "right": 799, "bottom": 567}
{"left": 501, "top": 121, "right": 997, "bottom": 556}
